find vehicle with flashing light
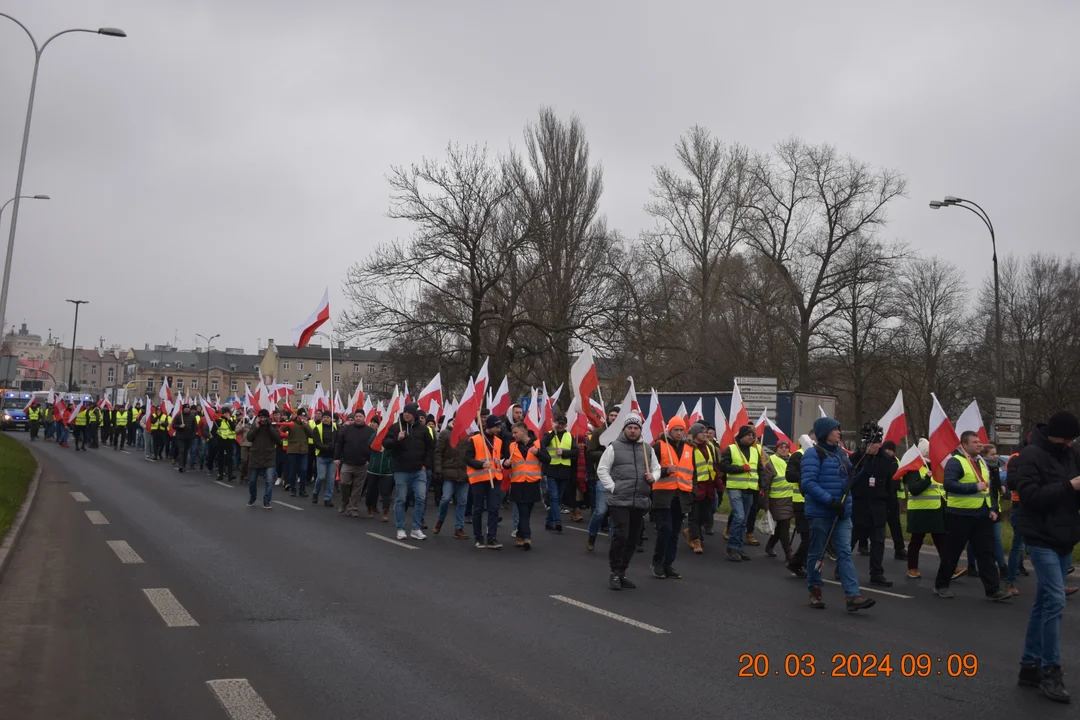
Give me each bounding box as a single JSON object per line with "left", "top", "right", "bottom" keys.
{"left": 1, "top": 390, "right": 34, "bottom": 431}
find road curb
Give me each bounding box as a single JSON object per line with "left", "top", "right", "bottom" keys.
{"left": 0, "top": 448, "right": 43, "bottom": 584}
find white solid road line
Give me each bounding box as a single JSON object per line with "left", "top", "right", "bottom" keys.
{"left": 550, "top": 595, "right": 670, "bottom": 634}
{"left": 69, "top": 491, "right": 90, "bottom": 502}
{"left": 206, "top": 679, "right": 277, "bottom": 720}
{"left": 822, "top": 579, "right": 913, "bottom": 599}
{"left": 85, "top": 510, "right": 109, "bottom": 525}
{"left": 106, "top": 540, "right": 145, "bottom": 564}
{"left": 122, "top": 450, "right": 131, "bottom": 455}
{"left": 142, "top": 588, "right": 199, "bottom": 627}
{"left": 272, "top": 500, "right": 303, "bottom": 511}
{"left": 366, "top": 532, "right": 419, "bottom": 550}
{"left": 214, "top": 480, "right": 233, "bottom": 489}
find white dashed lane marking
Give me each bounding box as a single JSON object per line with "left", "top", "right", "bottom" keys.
{"left": 550, "top": 595, "right": 670, "bottom": 634}
{"left": 206, "top": 679, "right": 277, "bottom": 719}
{"left": 272, "top": 500, "right": 303, "bottom": 511}
{"left": 85, "top": 510, "right": 109, "bottom": 525}
{"left": 214, "top": 480, "right": 233, "bottom": 488}
{"left": 823, "top": 579, "right": 913, "bottom": 599}
{"left": 106, "top": 540, "right": 144, "bottom": 564}
{"left": 366, "top": 532, "right": 419, "bottom": 550}
{"left": 70, "top": 491, "right": 90, "bottom": 502}
{"left": 142, "top": 588, "right": 199, "bottom": 627}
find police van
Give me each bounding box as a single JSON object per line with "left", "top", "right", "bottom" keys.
{"left": 1, "top": 390, "right": 34, "bottom": 431}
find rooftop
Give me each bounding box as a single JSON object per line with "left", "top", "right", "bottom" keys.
{"left": 266, "top": 339, "right": 389, "bottom": 362}
{"left": 132, "top": 349, "right": 264, "bottom": 373}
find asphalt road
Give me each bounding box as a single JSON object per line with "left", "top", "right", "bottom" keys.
{"left": 1, "top": 433, "right": 1077, "bottom": 719}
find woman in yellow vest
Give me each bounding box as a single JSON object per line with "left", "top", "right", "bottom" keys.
{"left": 506, "top": 422, "right": 543, "bottom": 550}
{"left": 685, "top": 423, "right": 720, "bottom": 562}
{"left": 902, "top": 439, "right": 946, "bottom": 579}
{"left": 762, "top": 441, "right": 795, "bottom": 562}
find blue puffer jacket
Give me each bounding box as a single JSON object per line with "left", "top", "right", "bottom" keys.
{"left": 801, "top": 443, "right": 854, "bottom": 519}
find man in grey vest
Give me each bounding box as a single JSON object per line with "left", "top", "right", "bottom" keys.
{"left": 597, "top": 414, "right": 659, "bottom": 591}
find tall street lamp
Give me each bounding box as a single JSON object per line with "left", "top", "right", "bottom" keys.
{"left": 66, "top": 299, "right": 88, "bottom": 390}
{"left": 0, "top": 194, "right": 49, "bottom": 230}
{"left": 196, "top": 333, "right": 220, "bottom": 398}
{"left": 0, "top": 13, "right": 125, "bottom": 342}
{"left": 929, "top": 196, "right": 1003, "bottom": 395}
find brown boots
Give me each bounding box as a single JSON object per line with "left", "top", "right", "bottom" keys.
{"left": 691, "top": 539, "right": 704, "bottom": 554}
{"left": 809, "top": 586, "right": 825, "bottom": 609}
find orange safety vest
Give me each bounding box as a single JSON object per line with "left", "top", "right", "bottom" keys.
{"left": 509, "top": 440, "right": 542, "bottom": 483}
{"left": 653, "top": 439, "right": 694, "bottom": 493}
{"left": 467, "top": 433, "right": 504, "bottom": 485}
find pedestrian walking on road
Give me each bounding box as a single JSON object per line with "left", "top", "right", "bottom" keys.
{"left": 284, "top": 409, "right": 314, "bottom": 496}
{"left": 433, "top": 420, "right": 469, "bottom": 538}
{"left": 312, "top": 413, "right": 338, "bottom": 507}
{"left": 650, "top": 417, "right": 692, "bottom": 574}
{"left": 364, "top": 417, "right": 394, "bottom": 520}
{"left": 718, "top": 425, "right": 764, "bottom": 562}
{"left": 507, "top": 422, "right": 543, "bottom": 550}
{"left": 585, "top": 408, "right": 619, "bottom": 550}
{"left": 538, "top": 414, "right": 577, "bottom": 533}
{"left": 1012, "top": 411, "right": 1080, "bottom": 704}
{"left": 903, "top": 438, "right": 946, "bottom": 579}
{"left": 762, "top": 441, "right": 795, "bottom": 563}
{"left": 335, "top": 412, "right": 374, "bottom": 517}
{"left": 465, "top": 415, "right": 506, "bottom": 548}
{"left": 384, "top": 402, "right": 435, "bottom": 541}
{"left": 246, "top": 409, "right": 281, "bottom": 508}
{"left": 596, "top": 414, "right": 658, "bottom": 591}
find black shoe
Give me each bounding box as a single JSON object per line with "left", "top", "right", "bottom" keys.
{"left": 1041, "top": 665, "right": 1071, "bottom": 703}
{"left": 312, "top": 496, "right": 319, "bottom": 504}
{"left": 704, "top": 528, "right": 714, "bottom": 536}
{"left": 825, "top": 549, "right": 838, "bottom": 562}
{"left": 663, "top": 565, "right": 681, "bottom": 579}
{"left": 298, "top": 491, "right": 309, "bottom": 497}
{"left": 618, "top": 574, "right": 636, "bottom": 589}
{"left": 894, "top": 550, "right": 908, "bottom": 560}
{"left": 1018, "top": 663, "right": 1042, "bottom": 688}
{"left": 635, "top": 544, "right": 644, "bottom": 553}
{"left": 738, "top": 550, "right": 752, "bottom": 561}
{"left": 987, "top": 589, "right": 1013, "bottom": 602}
{"left": 726, "top": 549, "right": 743, "bottom": 562}
{"left": 787, "top": 562, "right": 808, "bottom": 578}
{"left": 545, "top": 522, "right": 555, "bottom": 531}
{"left": 934, "top": 587, "right": 955, "bottom": 598}
{"left": 324, "top": 500, "right": 334, "bottom": 507}
{"left": 586, "top": 536, "right": 596, "bottom": 552}
{"left": 870, "top": 575, "right": 893, "bottom": 587}
{"left": 178, "top": 467, "right": 185, "bottom": 473}
{"left": 858, "top": 547, "right": 870, "bottom": 556}
{"left": 555, "top": 523, "right": 563, "bottom": 533}
{"left": 764, "top": 547, "right": 778, "bottom": 558}
{"left": 247, "top": 499, "right": 256, "bottom": 507}
{"left": 608, "top": 572, "right": 622, "bottom": 591}
{"left": 1019, "top": 564, "right": 1030, "bottom": 577}
{"left": 651, "top": 562, "right": 666, "bottom": 579}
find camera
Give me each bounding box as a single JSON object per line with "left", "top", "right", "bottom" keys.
{"left": 859, "top": 421, "right": 884, "bottom": 446}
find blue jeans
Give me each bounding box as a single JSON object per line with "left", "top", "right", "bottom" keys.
{"left": 726, "top": 488, "right": 755, "bottom": 550}
{"left": 588, "top": 481, "right": 613, "bottom": 538}
{"left": 286, "top": 454, "right": 309, "bottom": 494}
{"left": 545, "top": 476, "right": 565, "bottom": 526}
{"left": 438, "top": 480, "right": 469, "bottom": 530}
{"left": 471, "top": 481, "right": 502, "bottom": 542}
{"left": 968, "top": 522, "right": 1007, "bottom": 573}
{"left": 1022, "top": 545, "right": 1072, "bottom": 668}
{"left": 807, "top": 515, "right": 860, "bottom": 596}
{"left": 189, "top": 437, "right": 205, "bottom": 467}
{"left": 1007, "top": 508, "right": 1026, "bottom": 584}
{"left": 58, "top": 425, "right": 68, "bottom": 445}
{"left": 394, "top": 470, "right": 427, "bottom": 531}
{"left": 313, "top": 456, "right": 336, "bottom": 501}
{"left": 249, "top": 466, "right": 277, "bottom": 505}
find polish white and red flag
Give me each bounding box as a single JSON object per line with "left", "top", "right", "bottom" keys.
{"left": 199, "top": 395, "right": 219, "bottom": 438}
{"left": 243, "top": 383, "right": 255, "bottom": 412}
{"left": 291, "top": 287, "right": 330, "bottom": 350}
{"left": 729, "top": 380, "right": 750, "bottom": 432}
{"left": 159, "top": 377, "right": 174, "bottom": 406}
{"left": 928, "top": 393, "right": 961, "bottom": 481}
{"left": 369, "top": 387, "right": 402, "bottom": 452}
{"left": 955, "top": 399, "right": 989, "bottom": 445}
{"left": 403, "top": 381, "right": 412, "bottom": 406}
{"left": 543, "top": 383, "right": 564, "bottom": 433}
{"left": 570, "top": 345, "right": 603, "bottom": 426}
{"left": 686, "top": 397, "right": 703, "bottom": 427}
{"left": 97, "top": 395, "right": 112, "bottom": 411}
{"left": 675, "top": 402, "right": 688, "bottom": 422}
{"left": 66, "top": 401, "right": 83, "bottom": 425}
{"left": 364, "top": 396, "right": 377, "bottom": 423}
{"left": 450, "top": 376, "right": 481, "bottom": 448}
{"left": 877, "top": 389, "right": 908, "bottom": 445}
{"left": 168, "top": 394, "right": 184, "bottom": 436}
{"left": 756, "top": 410, "right": 793, "bottom": 448}
{"left": 54, "top": 396, "right": 68, "bottom": 426}
{"left": 892, "top": 444, "right": 926, "bottom": 481}
{"left": 715, "top": 398, "right": 734, "bottom": 448}
{"left": 310, "top": 382, "right": 329, "bottom": 415}
{"left": 598, "top": 377, "right": 639, "bottom": 447}
{"left": 439, "top": 396, "right": 456, "bottom": 431}
{"left": 754, "top": 409, "right": 769, "bottom": 440}
{"left": 643, "top": 388, "right": 666, "bottom": 445}
{"left": 333, "top": 390, "right": 345, "bottom": 416}
{"left": 537, "top": 382, "right": 551, "bottom": 434}
{"left": 524, "top": 387, "right": 541, "bottom": 438}
{"left": 348, "top": 379, "right": 365, "bottom": 415}
{"left": 417, "top": 373, "right": 443, "bottom": 417}
{"left": 254, "top": 379, "right": 275, "bottom": 413}
{"left": 489, "top": 375, "right": 511, "bottom": 419}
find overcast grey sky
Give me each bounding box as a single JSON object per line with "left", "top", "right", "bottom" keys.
{"left": 1, "top": 0, "right": 1076, "bottom": 354}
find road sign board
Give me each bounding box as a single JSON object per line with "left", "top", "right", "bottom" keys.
{"left": 734, "top": 377, "right": 778, "bottom": 422}
{"left": 994, "top": 423, "right": 1022, "bottom": 445}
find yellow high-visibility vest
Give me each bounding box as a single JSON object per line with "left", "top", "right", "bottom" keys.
{"left": 945, "top": 454, "right": 991, "bottom": 511}
{"left": 726, "top": 443, "right": 759, "bottom": 490}
{"left": 907, "top": 465, "right": 944, "bottom": 511}
{"left": 545, "top": 431, "right": 573, "bottom": 467}
{"left": 769, "top": 454, "right": 792, "bottom": 498}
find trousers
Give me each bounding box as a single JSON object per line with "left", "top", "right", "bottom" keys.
{"left": 609, "top": 506, "right": 646, "bottom": 573}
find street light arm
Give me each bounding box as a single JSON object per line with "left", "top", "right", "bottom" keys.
{"left": 0, "top": 12, "right": 39, "bottom": 53}
{"left": 954, "top": 202, "right": 997, "bottom": 259}
{"left": 957, "top": 198, "right": 996, "bottom": 245}
{"left": 39, "top": 28, "right": 102, "bottom": 55}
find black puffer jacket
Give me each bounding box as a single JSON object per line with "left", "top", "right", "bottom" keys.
{"left": 381, "top": 418, "right": 434, "bottom": 473}
{"left": 1014, "top": 428, "right": 1080, "bottom": 554}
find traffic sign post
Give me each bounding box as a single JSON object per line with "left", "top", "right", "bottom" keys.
{"left": 993, "top": 397, "right": 1022, "bottom": 445}
{"left": 735, "top": 376, "right": 778, "bottom": 421}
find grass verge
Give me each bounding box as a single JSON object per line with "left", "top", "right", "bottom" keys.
{"left": 0, "top": 434, "right": 36, "bottom": 540}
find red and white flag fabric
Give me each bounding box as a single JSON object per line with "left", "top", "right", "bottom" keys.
{"left": 754, "top": 409, "right": 769, "bottom": 440}
{"left": 199, "top": 395, "right": 219, "bottom": 439}
{"left": 403, "top": 381, "right": 412, "bottom": 406}
{"left": 598, "top": 377, "right": 639, "bottom": 447}
{"left": 489, "top": 375, "right": 511, "bottom": 419}
{"left": 450, "top": 376, "right": 480, "bottom": 448}
{"left": 541, "top": 383, "right": 564, "bottom": 434}
{"left": 364, "top": 397, "right": 377, "bottom": 424}
{"left": 928, "top": 393, "right": 961, "bottom": 481}
{"left": 589, "top": 398, "right": 607, "bottom": 426}
{"left": 566, "top": 396, "right": 589, "bottom": 438}
{"left": 159, "top": 377, "right": 173, "bottom": 405}
{"left": 417, "top": 373, "right": 443, "bottom": 416}
{"left": 143, "top": 395, "right": 153, "bottom": 430}
{"left": 348, "top": 379, "right": 365, "bottom": 415}
{"left": 66, "top": 401, "right": 83, "bottom": 425}
{"left": 729, "top": 380, "right": 750, "bottom": 432}
{"left": 168, "top": 395, "right": 184, "bottom": 436}
{"left": 243, "top": 383, "right": 255, "bottom": 412}
{"left": 570, "top": 345, "right": 602, "bottom": 425}
{"left": 714, "top": 398, "right": 734, "bottom": 448}
{"left": 333, "top": 390, "right": 345, "bottom": 417}
{"left": 686, "top": 397, "right": 703, "bottom": 427}
{"left": 524, "top": 387, "right": 541, "bottom": 438}
{"left": 369, "top": 387, "right": 402, "bottom": 452}
{"left": 438, "top": 396, "right": 455, "bottom": 431}
{"left": 97, "top": 395, "right": 112, "bottom": 411}
{"left": 955, "top": 399, "right": 989, "bottom": 445}
{"left": 765, "top": 415, "right": 793, "bottom": 448}
{"left": 310, "top": 382, "right": 329, "bottom": 415}
{"left": 292, "top": 287, "right": 330, "bottom": 349}
{"left": 54, "top": 397, "right": 68, "bottom": 426}
{"left": 892, "top": 444, "right": 926, "bottom": 481}
{"left": 877, "top": 390, "right": 907, "bottom": 445}
{"left": 675, "top": 402, "right": 688, "bottom": 422}
{"left": 643, "top": 388, "right": 665, "bottom": 445}
{"left": 254, "top": 380, "right": 275, "bottom": 413}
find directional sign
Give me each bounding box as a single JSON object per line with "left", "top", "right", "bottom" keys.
{"left": 993, "top": 397, "right": 1022, "bottom": 444}
{"left": 734, "top": 377, "right": 778, "bottom": 421}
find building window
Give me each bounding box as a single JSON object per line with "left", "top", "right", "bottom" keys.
{"left": 316, "top": 361, "right": 322, "bottom": 371}
{"left": 176, "top": 379, "right": 184, "bottom": 390}
{"left": 229, "top": 363, "right": 237, "bottom": 372}
{"left": 107, "top": 368, "right": 115, "bottom": 382}
{"left": 296, "top": 381, "right": 304, "bottom": 391}
{"left": 211, "top": 380, "right": 219, "bottom": 392}
{"left": 146, "top": 379, "right": 155, "bottom": 392}
{"left": 333, "top": 374, "right": 341, "bottom": 383}
{"left": 381, "top": 365, "right": 388, "bottom": 374}
{"left": 91, "top": 365, "right": 97, "bottom": 375}
{"left": 297, "top": 362, "right": 304, "bottom": 371}
{"left": 353, "top": 363, "right": 359, "bottom": 373}
{"left": 283, "top": 361, "right": 290, "bottom": 370}
{"left": 230, "top": 381, "right": 238, "bottom": 392}
{"left": 190, "top": 379, "right": 198, "bottom": 390}
{"left": 367, "top": 363, "right": 375, "bottom": 374}
{"left": 176, "top": 362, "right": 183, "bottom": 370}
{"left": 151, "top": 360, "right": 159, "bottom": 368}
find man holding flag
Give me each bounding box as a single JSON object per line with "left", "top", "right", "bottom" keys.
{"left": 382, "top": 402, "right": 434, "bottom": 541}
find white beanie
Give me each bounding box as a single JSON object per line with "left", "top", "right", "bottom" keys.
{"left": 917, "top": 438, "right": 930, "bottom": 459}
{"left": 623, "top": 414, "right": 643, "bottom": 429}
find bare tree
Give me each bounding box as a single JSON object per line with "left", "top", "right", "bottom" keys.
{"left": 740, "top": 138, "right": 907, "bottom": 390}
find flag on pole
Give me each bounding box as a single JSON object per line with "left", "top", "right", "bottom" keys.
{"left": 643, "top": 388, "right": 665, "bottom": 445}
{"left": 877, "top": 390, "right": 907, "bottom": 445}
{"left": 818, "top": 405, "right": 828, "bottom": 418}
{"left": 369, "top": 387, "right": 402, "bottom": 452}
{"left": 928, "top": 393, "right": 961, "bottom": 481}
{"left": 292, "top": 287, "right": 330, "bottom": 349}
{"left": 892, "top": 445, "right": 926, "bottom": 481}
{"left": 729, "top": 380, "right": 750, "bottom": 431}
{"left": 754, "top": 408, "right": 769, "bottom": 440}
{"left": 489, "top": 375, "right": 511, "bottom": 419}
{"left": 524, "top": 387, "right": 541, "bottom": 438}
{"left": 686, "top": 397, "right": 703, "bottom": 427}
{"left": 675, "top": 402, "right": 687, "bottom": 422}
{"left": 333, "top": 390, "right": 344, "bottom": 417}
{"left": 764, "top": 414, "right": 793, "bottom": 448}
{"left": 599, "top": 377, "right": 639, "bottom": 446}
{"left": 955, "top": 399, "right": 989, "bottom": 445}
{"left": 403, "top": 380, "right": 412, "bottom": 406}
{"left": 417, "top": 373, "right": 443, "bottom": 416}
{"left": 348, "top": 379, "right": 365, "bottom": 415}
{"left": 570, "top": 345, "right": 602, "bottom": 425}
{"left": 97, "top": 395, "right": 112, "bottom": 411}
{"left": 714, "top": 398, "right": 734, "bottom": 448}
{"left": 450, "top": 376, "right": 480, "bottom": 448}
{"left": 159, "top": 377, "right": 173, "bottom": 405}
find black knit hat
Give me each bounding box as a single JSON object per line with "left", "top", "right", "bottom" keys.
{"left": 1046, "top": 411, "right": 1080, "bottom": 440}
{"left": 736, "top": 424, "right": 755, "bottom": 440}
